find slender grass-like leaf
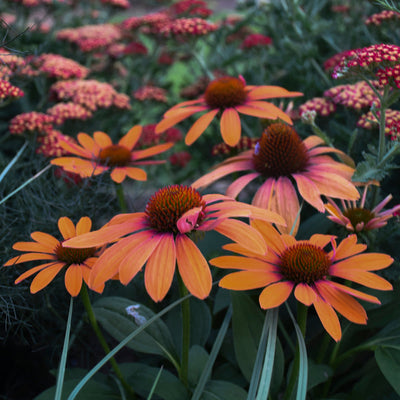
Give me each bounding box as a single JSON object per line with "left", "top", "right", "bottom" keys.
{"left": 147, "top": 366, "right": 164, "bottom": 400}
{"left": 191, "top": 305, "right": 232, "bottom": 400}
{"left": 67, "top": 293, "right": 191, "bottom": 400}
{"left": 255, "top": 308, "right": 279, "bottom": 400}
{"left": 0, "top": 141, "right": 28, "bottom": 183}
{"left": 55, "top": 297, "right": 74, "bottom": 400}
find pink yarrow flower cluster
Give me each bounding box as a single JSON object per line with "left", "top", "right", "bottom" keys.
{"left": 36, "top": 130, "right": 77, "bottom": 157}
{"left": 46, "top": 102, "right": 93, "bottom": 125}
{"left": 299, "top": 97, "right": 336, "bottom": 117}
{"left": 357, "top": 109, "right": 400, "bottom": 134}
{"left": 133, "top": 85, "right": 168, "bottom": 102}
{"left": 9, "top": 112, "right": 54, "bottom": 136}
{"left": 157, "top": 17, "right": 218, "bottom": 37}
{"left": 0, "top": 79, "right": 24, "bottom": 101}
{"left": 365, "top": 10, "right": 400, "bottom": 26}
{"left": 137, "top": 124, "right": 182, "bottom": 148}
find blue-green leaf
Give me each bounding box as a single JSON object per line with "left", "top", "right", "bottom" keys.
{"left": 375, "top": 346, "right": 400, "bottom": 395}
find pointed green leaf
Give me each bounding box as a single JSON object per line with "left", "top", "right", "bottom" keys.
{"left": 375, "top": 346, "right": 400, "bottom": 395}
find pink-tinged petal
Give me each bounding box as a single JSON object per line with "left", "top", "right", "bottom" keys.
{"left": 167, "top": 99, "right": 204, "bottom": 110}
{"left": 303, "top": 135, "right": 325, "bottom": 150}
{"left": 65, "top": 264, "right": 83, "bottom": 297}
{"left": 327, "top": 281, "right": 381, "bottom": 304}
{"left": 331, "top": 234, "right": 367, "bottom": 261}
{"left": 294, "top": 283, "right": 317, "bottom": 306}
{"left": 124, "top": 167, "right": 147, "bottom": 181}
{"left": 155, "top": 107, "right": 206, "bottom": 133}
{"left": 77, "top": 133, "right": 100, "bottom": 155}
{"left": 329, "top": 268, "right": 393, "bottom": 290}
{"left": 191, "top": 160, "right": 254, "bottom": 189}
{"left": 58, "top": 217, "right": 76, "bottom": 240}
{"left": 210, "top": 255, "right": 275, "bottom": 271}
{"left": 105, "top": 212, "right": 147, "bottom": 227}
{"left": 220, "top": 108, "right": 241, "bottom": 146}
{"left": 246, "top": 86, "right": 303, "bottom": 100}
{"left": 259, "top": 281, "right": 293, "bottom": 309}
{"left": 332, "top": 253, "right": 393, "bottom": 272}
{"left": 118, "top": 125, "right": 142, "bottom": 150}
{"left": 164, "top": 105, "right": 207, "bottom": 118}
{"left": 308, "top": 159, "right": 355, "bottom": 179}
{"left": 309, "top": 234, "right": 333, "bottom": 249}
{"left": 250, "top": 220, "right": 287, "bottom": 254}
{"left": 185, "top": 109, "right": 219, "bottom": 145}
{"left": 177, "top": 207, "right": 203, "bottom": 234}
{"left": 281, "top": 234, "right": 297, "bottom": 247}
{"left": 219, "top": 270, "right": 280, "bottom": 290}
{"left": 213, "top": 219, "right": 267, "bottom": 255}
{"left": 31, "top": 231, "right": 59, "bottom": 248}
{"left": 30, "top": 263, "right": 66, "bottom": 293}
{"left": 119, "top": 234, "right": 164, "bottom": 285}
{"left": 313, "top": 296, "right": 341, "bottom": 342}
{"left": 235, "top": 104, "right": 280, "bottom": 120}
{"left": 293, "top": 173, "right": 324, "bottom": 212}
{"left": 315, "top": 281, "right": 367, "bottom": 324}
{"left": 51, "top": 158, "right": 104, "bottom": 178}
{"left": 14, "top": 262, "right": 60, "bottom": 284}
{"left": 176, "top": 234, "right": 212, "bottom": 299}
{"left": 93, "top": 131, "right": 113, "bottom": 148}
{"left": 5, "top": 253, "right": 57, "bottom": 266}
{"left": 133, "top": 142, "right": 174, "bottom": 160}
{"left": 59, "top": 135, "right": 91, "bottom": 158}
{"left": 144, "top": 233, "right": 176, "bottom": 302}
{"left": 110, "top": 168, "right": 127, "bottom": 183}
{"left": 227, "top": 173, "right": 260, "bottom": 198}
{"left": 12, "top": 241, "right": 54, "bottom": 254}
{"left": 76, "top": 217, "right": 92, "bottom": 235}
{"left": 244, "top": 101, "right": 293, "bottom": 124}
{"left": 252, "top": 179, "right": 275, "bottom": 209}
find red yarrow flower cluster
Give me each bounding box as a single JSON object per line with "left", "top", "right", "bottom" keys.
{"left": 299, "top": 97, "right": 336, "bottom": 117}
{"left": 357, "top": 109, "right": 400, "bottom": 134}
{"left": 36, "top": 129, "right": 77, "bottom": 157}
{"left": 365, "top": 10, "right": 400, "bottom": 26}
{"left": 168, "top": 0, "right": 212, "bottom": 18}
{"left": 46, "top": 102, "right": 93, "bottom": 125}
{"left": 133, "top": 85, "right": 168, "bottom": 102}
{"left": 50, "top": 79, "right": 130, "bottom": 112}
{"left": 120, "top": 12, "right": 170, "bottom": 33}
{"left": 0, "top": 47, "right": 26, "bottom": 79}
{"left": 157, "top": 17, "right": 218, "bottom": 37}
{"left": 0, "top": 79, "right": 24, "bottom": 101}
{"left": 376, "top": 64, "right": 400, "bottom": 89}
{"left": 9, "top": 112, "right": 54, "bottom": 136}
{"left": 169, "top": 151, "right": 191, "bottom": 167}
{"left": 240, "top": 33, "right": 272, "bottom": 49}
{"left": 137, "top": 124, "right": 182, "bottom": 148}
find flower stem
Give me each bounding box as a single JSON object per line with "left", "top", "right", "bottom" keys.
{"left": 79, "top": 284, "right": 135, "bottom": 399}
{"left": 115, "top": 182, "right": 128, "bottom": 213}
{"left": 178, "top": 273, "right": 190, "bottom": 387}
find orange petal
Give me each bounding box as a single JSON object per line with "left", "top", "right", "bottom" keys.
{"left": 65, "top": 264, "right": 83, "bottom": 297}
{"left": 245, "top": 101, "right": 293, "bottom": 124}
{"left": 59, "top": 135, "right": 91, "bottom": 158}
{"left": 330, "top": 268, "right": 393, "bottom": 291}
{"left": 58, "top": 217, "right": 76, "bottom": 240}
{"left": 176, "top": 234, "right": 212, "bottom": 299}
{"left": 210, "top": 255, "right": 274, "bottom": 271}
{"left": 110, "top": 168, "right": 127, "bottom": 183}
{"left": 252, "top": 178, "right": 275, "bottom": 209}
{"left": 219, "top": 270, "right": 280, "bottom": 290}
{"left": 12, "top": 241, "right": 54, "bottom": 253}
{"left": 332, "top": 234, "right": 367, "bottom": 260}
{"left": 247, "top": 86, "right": 303, "bottom": 100}
{"left": 332, "top": 253, "right": 393, "bottom": 271}
{"left": 293, "top": 173, "right": 324, "bottom": 212}
{"left": 30, "top": 262, "right": 65, "bottom": 293}
{"left": 303, "top": 135, "right": 325, "bottom": 150}
{"left": 93, "top": 131, "right": 113, "bottom": 148}
{"left": 220, "top": 108, "right": 241, "bottom": 146}
{"left": 5, "top": 252, "right": 57, "bottom": 266}
{"left": 76, "top": 217, "right": 92, "bottom": 235}
{"left": 15, "top": 262, "right": 60, "bottom": 284}
{"left": 185, "top": 109, "right": 219, "bottom": 145}
{"left": 226, "top": 172, "right": 259, "bottom": 198}
{"left": 164, "top": 105, "right": 207, "bottom": 118}
{"left": 309, "top": 234, "right": 333, "bottom": 249}
{"left": 155, "top": 107, "right": 206, "bottom": 133}
{"left": 235, "top": 104, "right": 279, "bottom": 119}
{"left": 77, "top": 133, "right": 100, "bottom": 155}
{"left": 294, "top": 283, "right": 317, "bottom": 306}
{"left": 144, "top": 233, "right": 176, "bottom": 302}
{"left": 31, "top": 231, "right": 59, "bottom": 248}
{"left": 119, "top": 125, "right": 142, "bottom": 150}
{"left": 328, "top": 281, "right": 381, "bottom": 304}
{"left": 259, "top": 281, "right": 293, "bottom": 309}
{"left": 125, "top": 167, "right": 147, "bottom": 181}
{"left": 313, "top": 296, "right": 341, "bottom": 341}
{"left": 250, "top": 220, "right": 286, "bottom": 255}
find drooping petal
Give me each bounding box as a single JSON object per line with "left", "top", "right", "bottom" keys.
{"left": 259, "top": 281, "right": 293, "bottom": 309}
{"left": 144, "top": 233, "right": 176, "bottom": 302}
{"left": 124, "top": 167, "right": 147, "bottom": 181}
{"left": 93, "top": 131, "right": 113, "bottom": 148}
{"left": 110, "top": 168, "right": 127, "bottom": 183}
{"left": 219, "top": 270, "right": 280, "bottom": 290}
{"left": 132, "top": 142, "right": 174, "bottom": 160}
{"left": 303, "top": 135, "right": 325, "bottom": 150}
{"left": 119, "top": 125, "right": 142, "bottom": 150}
{"left": 252, "top": 179, "right": 275, "bottom": 209}
{"left": 185, "top": 109, "right": 219, "bottom": 145}
{"left": 294, "top": 283, "right": 317, "bottom": 306}
{"left": 330, "top": 268, "right": 393, "bottom": 290}
{"left": 293, "top": 173, "right": 325, "bottom": 212}
{"left": 227, "top": 173, "right": 260, "bottom": 198}
{"left": 5, "top": 252, "right": 57, "bottom": 266}
{"left": 163, "top": 105, "right": 207, "bottom": 118}
{"left": 58, "top": 217, "right": 76, "bottom": 240}
{"left": 64, "top": 264, "right": 83, "bottom": 297}
{"left": 220, "top": 108, "right": 241, "bottom": 146}
{"left": 235, "top": 104, "right": 281, "bottom": 120}
{"left": 176, "top": 234, "right": 212, "bottom": 299}
{"left": 14, "top": 262, "right": 61, "bottom": 284}
{"left": 313, "top": 296, "right": 341, "bottom": 342}
{"left": 76, "top": 217, "right": 92, "bottom": 235}
{"left": 30, "top": 262, "right": 66, "bottom": 293}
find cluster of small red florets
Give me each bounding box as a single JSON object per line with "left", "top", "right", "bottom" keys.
{"left": 133, "top": 85, "right": 168, "bottom": 102}
{"left": 169, "top": 151, "right": 192, "bottom": 167}
{"left": 46, "top": 102, "right": 93, "bottom": 125}
{"left": 120, "top": 12, "right": 170, "bottom": 33}
{"left": 56, "top": 24, "right": 123, "bottom": 52}
{"left": 240, "top": 33, "right": 272, "bottom": 49}
{"left": 168, "top": 0, "right": 212, "bottom": 18}
{"left": 0, "top": 48, "right": 27, "bottom": 79}
{"left": 10, "top": 0, "right": 69, "bottom": 6}
{"left": 298, "top": 97, "right": 336, "bottom": 117}
{"left": 9, "top": 112, "right": 54, "bottom": 135}
{"left": 36, "top": 129, "right": 77, "bottom": 157}
{"left": 387, "top": 119, "right": 400, "bottom": 141}
{"left": 157, "top": 17, "right": 218, "bottom": 37}
{"left": 50, "top": 79, "right": 130, "bottom": 111}
{"left": 0, "top": 79, "right": 24, "bottom": 101}
{"left": 376, "top": 64, "right": 400, "bottom": 89}
{"left": 211, "top": 136, "right": 259, "bottom": 157}
{"left": 137, "top": 124, "right": 182, "bottom": 148}
{"left": 365, "top": 10, "right": 400, "bottom": 26}
{"left": 357, "top": 109, "right": 400, "bottom": 134}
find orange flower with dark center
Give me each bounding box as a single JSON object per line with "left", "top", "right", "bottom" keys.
{"left": 4, "top": 217, "right": 103, "bottom": 296}
{"left": 252, "top": 123, "right": 309, "bottom": 178}
{"left": 63, "top": 185, "right": 285, "bottom": 302}
{"left": 98, "top": 144, "right": 132, "bottom": 167}
{"left": 156, "top": 75, "right": 302, "bottom": 146}
{"left": 210, "top": 220, "right": 394, "bottom": 341}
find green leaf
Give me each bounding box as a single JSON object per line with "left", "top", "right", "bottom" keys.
{"left": 307, "top": 360, "right": 333, "bottom": 390}
{"left": 189, "top": 345, "right": 210, "bottom": 386}
{"left": 231, "top": 292, "right": 265, "bottom": 382}
{"left": 93, "top": 297, "right": 178, "bottom": 363}
{"left": 201, "top": 380, "right": 247, "bottom": 400}
{"left": 375, "top": 346, "right": 400, "bottom": 395}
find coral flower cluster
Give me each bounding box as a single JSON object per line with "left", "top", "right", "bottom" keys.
{"left": 133, "top": 85, "right": 168, "bottom": 102}
{"left": 365, "top": 10, "right": 400, "bottom": 26}
{"left": 357, "top": 109, "right": 400, "bottom": 134}
{"left": 9, "top": 112, "right": 54, "bottom": 136}
{"left": 158, "top": 17, "right": 218, "bottom": 37}
{"left": 46, "top": 102, "right": 93, "bottom": 125}
{"left": 0, "top": 79, "right": 24, "bottom": 101}
{"left": 36, "top": 130, "right": 77, "bottom": 157}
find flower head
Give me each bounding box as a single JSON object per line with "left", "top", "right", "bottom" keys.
{"left": 210, "top": 220, "right": 393, "bottom": 341}
{"left": 0, "top": 79, "right": 24, "bottom": 102}
{"left": 133, "top": 85, "right": 168, "bottom": 102}
{"left": 193, "top": 122, "right": 359, "bottom": 234}
{"left": 63, "top": 185, "right": 285, "bottom": 302}
{"left": 365, "top": 10, "right": 400, "bottom": 26}
{"left": 299, "top": 97, "right": 336, "bottom": 118}
{"left": 4, "top": 217, "right": 102, "bottom": 296}
{"left": 9, "top": 111, "right": 54, "bottom": 136}
{"left": 156, "top": 75, "right": 302, "bottom": 146}
{"left": 240, "top": 33, "right": 272, "bottom": 49}
{"left": 36, "top": 129, "right": 77, "bottom": 157}
{"left": 46, "top": 102, "right": 92, "bottom": 125}
{"left": 51, "top": 125, "right": 174, "bottom": 183}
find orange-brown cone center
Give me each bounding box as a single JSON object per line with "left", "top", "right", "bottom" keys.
{"left": 204, "top": 76, "right": 247, "bottom": 109}
{"left": 55, "top": 242, "right": 97, "bottom": 265}
{"left": 252, "top": 122, "right": 310, "bottom": 178}
{"left": 145, "top": 185, "right": 206, "bottom": 233}
{"left": 279, "top": 243, "right": 331, "bottom": 284}
{"left": 99, "top": 145, "right": 131, "bottom": 167}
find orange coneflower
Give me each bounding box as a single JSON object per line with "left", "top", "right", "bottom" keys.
{"left": 192, "top": 122, "right": 360, "bottom": 234}
{"left": 210, "top": 220, "right": 393, "bottom": 341}
{"left": 155, "top": 75, "right": 302, "bottom": 146}
{"left": 63, "top": 185, "right": 285, "bottom": 302}
{"left": 51, "top": 125, "right": 174, "bottom": 183}
{"left": 4, "top": 217, "right": 103, "bottom": 296}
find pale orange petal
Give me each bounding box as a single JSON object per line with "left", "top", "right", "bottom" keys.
{"left": 58, "top": 217, "right": 76, "bottom": 240}
{"left": 220, "top": 108, "right": 241, "bottom": 146}
{"left": 309, "top": 234, "right": 333, "bottom": 249}
{"left": 110, "top": 168, "right": 127, "bottom": 183}
{"left": 235, "top": 104, "right": 280, "bottom": 119}
{"left": 176, "top": 234, "right": 212, "bottom": 299}
{"left": 219, "top": 270, "right": 280, "bottom": 290}
{"left": 294, "top": 283, "right": 317, "bottom": 306}
{"left": 185, "top": 109, "right": 219, "bottom": 145}
{"left": 119, "top": 125, "right": 142, "bottom": 150}
{"left": 76, "top": 217, "right": 92, "bottom": 235}
{"left": 144, "top": 233, "right": 176, "bottom": 302}
{"left": 163, "top": 105, "right": 207, "bottom": 118}
{"left": 93, "top": 131, "right": 113, "bottom": 148}
{"left": 15, "top": 262, "right": 60, "bottom": 284}
{"left": 124, "top": 167, "right": 147, "bottom": 181}
{"left": 31, "top": 231, "right": 59, "bottom": 249}
{"left": 303, "top": 135, "right": 325, "bottom": 150}
{"left": 65, "top": 264, "right": 83, "bottom": 297}
{"left": 59, "top": 135, "right": 91, "bottom": 158}
{"left": 293, "top": 173, "right": 324, "bottom": 212}
{"left": 155, "top": 107, "right": 206, "bottom": 133}
{"left": 210, "top": 255, "right": 274, "bottom": 271}
{"left": 252, "top": 179, "right": 275, "bottom": 209}
{"left": 332, "top": 234, "right": 367, "bottom": 260}
{"left": 5, "top": 252, "right": 57, "bottom": 266}
{"left": 259, "top": 281, "right": 293, "bottom": 309}
{"left": 30, "top": 263, "right": 65, "bottom": 293}
{"left": 226, "top": 173, "right": 259, "bottom": 198}
{"left": 246, "top": 86, "right": 303, "bottom": 100}
{"left": 328, "top": 281, "right": 381, "bottom": 304}
{"left": 12, "top": 241, "right": 54, "bottom": 253}
{"left": 330, "top": 268, "right": 393, "bottom": 290}
{"left": 313, "top": 296, "right": 341, "bottom": 342}
{"left": 77, "top": 133, "right": 100, "bottom": 155}
{"left": 133, "top": 142, "right": 174, "bottom": 160}
{"left": 244, "top": 101, "right": 293, "bottom": 124}
{"left": 250, "top": 220, "right": 287, "bottom": 255}
{"left": 332, "top": 253, "right": 393, "bottom": 271}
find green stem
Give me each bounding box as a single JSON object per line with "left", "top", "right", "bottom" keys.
{"left": 80, "top": 284, "right": 135, "bottom": 399}
{"left": 178, "top": 273, "right": 190, "bottom": 387}
{"left": 115, "top": 182, "right": 128, "bottom": 213}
